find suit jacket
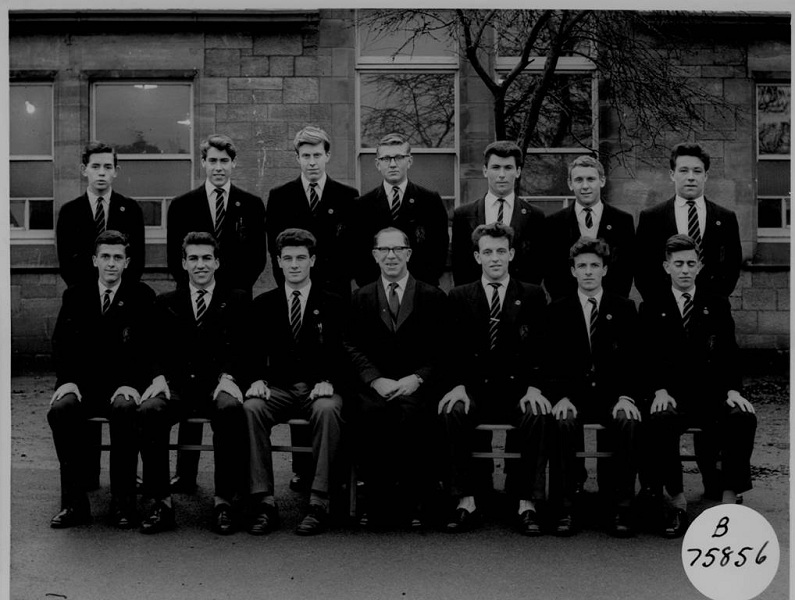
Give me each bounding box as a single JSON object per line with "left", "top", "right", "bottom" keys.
{"left": 167, "top": 184, "right": 266, "bottom": 293}
{"left": 266, "top": 176, "right": 358, "bottom": 296}
{"left": 451, "top": 196, "right": 545, "bottom": 286}
{"left": 543, "top": 291, "right": 640, "bottom": 417}
{"left": 447, "top": 279, "right": 547, "bottom": 407}
{"left": 52, "top": 278, "right": 155, "bottom": 398}
{"left": 635, "top": 197, "right": 742, "bottom": 301}
{"left": 639, "top": 289, "right": 740, "bottom": 414}
{"left": 543, "top": 202, "right": 635, "bottom": 300}
{"left": 245, "top": 285, "right": 351, "bottom": 390}
{"left": 350, "top": 181, "right": 449, "bottom": 287}
{"left": 56, "top": 191, "right": 145, "bottom": 286}
{"left": 345, "top": 275, "right": 449, "bottom": 393}
{"left": 151, "top": 284, "right": 249, "bottom": 395}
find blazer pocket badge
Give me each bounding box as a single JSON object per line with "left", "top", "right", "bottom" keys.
{"left": 122, "top": 327, "right": 132, "bottom": 343}
{"left": 415, "top": 226, "right": 426, "bottom": 243}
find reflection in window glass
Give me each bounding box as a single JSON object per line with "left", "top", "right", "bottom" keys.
{"left": 497, "top": 13, "right": 588, "bottom": 58}
{"left": 520, "top": 154, "right": 573, "bottom": 196}
{"left": 114, "top": 161, "right": 192, "bottom": 197}
{"left": 361, "top": 73, "right": 455, "bottom": 149}
{"left": 29, "top": 200, "right": 54, "bottom": 230}
{"left": 10, "top": 162, "right": 54, "bottom": 198}
{"left": 10, "top": 201, "right": 25, "bottom": 229}
{"left": 95, "top": 83, "right": 191, "bottom": 154}
{"left": 757, "top": 84, "right": 790, "bottom": 157}
{"left": 138, "top": 200, "right": 164, "bottom": 228}
{"left": 359, "top": 154, "right": 455, "bottom": 197}
{"left": 358, "top": 10, "right": 457, "bottom": 57}
{"left": 10, "top": 84, "right": 53, "bottom": 156}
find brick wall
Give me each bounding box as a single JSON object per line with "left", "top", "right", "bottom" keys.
{"left": 732, "top": 268, "right": 790, "bottom": 350}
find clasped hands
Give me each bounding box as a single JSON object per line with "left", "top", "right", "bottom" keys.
{"left": 371, "top": 375, "right": 421, "bottom": 400}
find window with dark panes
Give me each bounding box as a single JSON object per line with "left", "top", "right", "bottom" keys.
{"left": 92, "top": 82, "right": 193, "bottom": 239}
{"left": 10, "top": 83, "right": 54, "bottom": 232}
{"left": 756, "top": 83, "right": 791, "bottom": 238}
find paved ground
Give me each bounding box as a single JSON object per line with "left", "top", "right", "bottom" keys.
{"left": 8, "top": 368, "right": 790, "bottom": 600}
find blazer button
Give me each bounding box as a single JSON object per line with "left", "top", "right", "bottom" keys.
{"left": 591, "top": 382, "right": 597, "bottom": 387}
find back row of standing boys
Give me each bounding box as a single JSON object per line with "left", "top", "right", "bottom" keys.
{"left": 48, "top": 129, "right": 756, "bottom": 541}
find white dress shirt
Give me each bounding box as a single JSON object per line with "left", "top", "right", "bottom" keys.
{"left": 481, "top": 274, "right": 510, "bottom": 308}
{"left": 285, "top": 281, "right": 312, "bottom": 321}
{"left": 484, "top": 192, "right": 515, "bottom": 225}
{"left": 189, "top": 281, "right": 216, "bottom": 318}
{"left": 575, "top": 201, "right": 604, "bottom": 237}
{"left": 381, "top": 273, "right": 409, "bottom": 304}
{"left": 205, "top": 180, "right": 231, "bottom": 226}
{"left": 675, "top": 195, "right": 706, "bottom": 237}
{"left": 383, "top": 180, "right": 408, "bottom": 210}
{"left": 671, "top": 285, "right": 697, "bottom": 318}
{"left": 302, "top": 174, "right": 327, "bottom": 207}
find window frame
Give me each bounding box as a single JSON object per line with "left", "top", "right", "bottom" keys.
{"left": 755, "top": 81, "right": 791, "bottom": 241}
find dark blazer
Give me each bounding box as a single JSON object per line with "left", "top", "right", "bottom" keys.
{"left": 639, "top": 289, "right": 740, "bottom": 414}
{"left": 151, "top": 284, "right": 249, "bottom": 395}
{"left": 543, "top": 291, "right": 640, "bottom": 417}
{"left": 266, "top": 176, "right": 358, "bottom": 296}
{"left": 245, "top": 285, "right": 350, "bottom": 390}
{"left": 447, "top": 279, "right": 547, "bottom": 400}
{"left": 167, "top": 184, "right": 266, "bottom": 293}
{"left": 451, "top": 196, "right": 545, "bottom": 286}
{"left": 543, "top": 202, "right": 635, "bottom": 300}
{"left": 52, "top": 278, "right": 155, "bottom": 397}
{"left": 635, "top": 197, "right": 742, "bottom": 301}
{"left": 56, "top": 191, "right": 145, "bottom": 286}
{"left": 350, "top": 181, "right": 449, "bottom": 287}
{"left": 345, "top": 275, "right": 449, "bottom": 392}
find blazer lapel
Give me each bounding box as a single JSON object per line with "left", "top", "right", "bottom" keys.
{"left": 500, "top": 279, "right": 523, "bottom": 333}
{"left": 567, "top": 204, "right": 581, "bottom": 241}
{"left": 395, "top": 275, "right": 416, "bottom": 330}
{"left": 476, "top": 196, "right": 487, "bottom": 225}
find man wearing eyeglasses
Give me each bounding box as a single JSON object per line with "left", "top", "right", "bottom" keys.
{"left": 350, "top": 133, "right": 449, "bottom": 288}
{"left": 345, "top": 227, "right": 449, "bottom": 529}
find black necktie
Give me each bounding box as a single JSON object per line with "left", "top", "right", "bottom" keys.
{"left": 681, "top": 292, "right": 693, "bottom": 332}
{"left": 584, "top": 207, "right": 593, "bottom": 229}
{"left": 391, "top": 186, "right": 401, "bottom": 222}
{"left": 94, "top": 197, "right": 106, "bottom": 236}
{"left": 195, "top": 289, "right": 207, "bottom": 324}
{"left": 101, "top": 288, "right": 112, "bottom": 314}
{"left": 214, "top": 188, "right": 226, "bottom": 241}
{"left": 388, "top": 282, "right": 400, "bottom": 324}
{"left": 588, "top": 297, "right": 599, "bottom": 343}
{"left": 290, "top": 290, "right": 303, "bottom": 341}
{"left": 308, "top": 183, "right": 319, "bottom": 216}
{"left": 496, "top": 198, "right": 505, "bottom": 224}
{"left": 489, "top": 282, "right": 501, "bottom": 351}
{"left": 687, "top": 200, "right": 703, "bottom": 259}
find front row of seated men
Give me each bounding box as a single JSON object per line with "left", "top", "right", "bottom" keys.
{"left": 48, "top": 224, "right": 756, "bottom": 539}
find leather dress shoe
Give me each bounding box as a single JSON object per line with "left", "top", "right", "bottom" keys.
{"left": 110, "top": 498, "right": 138, "bottom": 529}
{"left": 295, "top": 504, "right": 329, "bottom": 536}
{"left": 554, "top": 513, "right": 575, "bottom": 537}
{"left": 50, "top": 506, "right": 91, "bottom": 529}
{"left": 445, "top": 508, "right": 481, "bottom": 533}
{"left": 289, "top": 474, "right": 310, "bottom": 493}
{"left": 169, "top": 475, "right": 197, "bottom": 494}
{"left": 140, "top": 501, "right": 176, "bottom": 534}
{"left": 663, "top": 508, "right": 689, "bottom": 538}
{"left": 213, "top": 504, "right": 235, "bottom": 535}
{"left": 248, "top": 503, "right": 279, "bottom": 536}
{"left": 611, "top": 509, "right": 635, "bottom": 538}
{"left": 517, "top": 510, "right": 542, "bottom": 536}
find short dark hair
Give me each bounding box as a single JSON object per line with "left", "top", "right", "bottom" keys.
{"left": 664, "top": 234, "right": 698, "bottom": 259}
{"left": 376, "top": 133, "right": 411, "bottom": 156}
{"left": 82, "top": 141, "right": 118, "bottom": 167}
{"left": 568, "top": 154, "right": 604, "bottom": 179}
{"left": 472, "top": 222, "right": 514, "bottom": 250}
{"left": 373, "top": 226, "right": 410, "bottom": 248}
{"left": 276, "top": 228, "right": 317, "bottom": 257}
{"left": 294, "top": 126, "right": 331, "bottom": 153}
{"left": 94, "top": 230, "right": 129, "bottom": 256}
{"left": 569, "top": 236, "right": 611, "bottom": 267}
{"left": 669, "top": 142, "right": 710, "bottom": 171}
{"left": 201, "top": 134, "right": 237, "bottom": 161}
{"left": 182, "top": 231, "right": 219, "bottom": 259}
{"left": 484, "top": 140, "right": 523, "bottom": 169}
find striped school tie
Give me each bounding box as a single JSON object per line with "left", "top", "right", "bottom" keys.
{"left": 214, "top": 188, "right": 226, "bottom": 241}
{"left": 687, "top": 200, "right": 703, "bottom": 259}
{"left": 391, "top": 186, "right": 401, "bottom": 222}
{"left": 195, "top": 289, "right": 208, "bottom": 325}
{"left": 308, "top": 183, "right": 320, "bottom": 216}
{"left": 588, "top": 297, "right": 599, "bottom": 343}
{"left": 681, "top": 292, "right": 693, "bottom": 332}
{"left": 290, "top": 289, "right": 303, "bottom": 341}
{"left": 94, "top": 197, "right": 106, "bottom": 236}
{"left": 489, "top": 282, "right": 501, "bottom": 351}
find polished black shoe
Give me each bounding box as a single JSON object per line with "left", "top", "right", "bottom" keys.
{"left": 289, "top": 474, "right": 310, "bottom": 493}
{"left": 611, "top": 509, "right": 635, "bottom": 538}
{"left": 248, "top": 503, "right": 279, "bottom": 536}
{"left": 213, "top": 503, "right": 235, "bottom": 535}
{"left": 169, "top": 475, "right": 197, "bottom": 494}
{"left": 517, "top": 510, "right": 542, "bottom": 536}
{"left": 296, "top": 504, "right": 329, "bottom": 536}
{"left": 663, "top": 508, "right": 689, "bottom": 539}
{"left": 110, "top": 498, "right": 138, "bottom": 529}
{"left": 444, "top": 508, "right": 481, "bottom": 533}
{"left": 139, "top": 501, "right": 176, "bottom": 534}
{"left": 50, "top": 506, "right": 91, "bottom": 529}
{"left": 554, "top": 513, "right": 575, "bottom": 537}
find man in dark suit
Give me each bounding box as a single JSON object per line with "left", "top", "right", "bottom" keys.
{"left": 166, "top": 134, "right": 266, "bottom": 492}
{"left": 640, "top": 234, "right": 756, "bottom": 538}
{"left": 345, "top": 227, "right": 449, "bottom": 527}
{"left": 349, "top": 133, "right": 449, "bottom": 287}
{"left": 138, "top": 232, "right": 249, "bottom": 535}
{"left": 635, "top": 142, "right": 742, "bottom": 301}
{"left": 243, "top": 228, "right": 348, "bottom": 537}
{"left": 544, "top": 237, "right": 642, "bottom": 537}
{"left": 438, "top": 222, "right": 550, "bottom": 535}
{"left": 452, "top": 141, "right": 545, "bottom": 286}
{"left": 56, "top": 141, "right": 146, "bottom": 287}
{"left": 48, "top": 230, "right": 154, "bottom": 529}
{"left": 544, "top": 155, "right": 635, "bottom": 300}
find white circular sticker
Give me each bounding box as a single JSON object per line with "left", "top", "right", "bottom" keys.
{"left": 682, "top": 505, "right": 780, "bottom": 600}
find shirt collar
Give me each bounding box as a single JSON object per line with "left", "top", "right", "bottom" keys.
{"left": 189, "top": 280, "right": 216, "bottom": 297}
{"left": 481, "top": 274, "right": 510, "bottom": 291}
{"left": 285, "top": 280, "right": 312, "bottom": 300}
{"left": 383, "top": 180, "right": 408, "bottom": 197}
{"left": 675, "top": 195, "right": 705, "bottom": 208}
{"left": 671, "top": 285, "right": 696, "bottom": 304}
{"left": 98, "top": 279, "right": 121, "bottom": 296}
{"left": 87, "top": 189, "right": 112, "bottom": 204}
{"left": 382, "top": 273, "right": 409, "bottom": 293}
{"left": 205, "top": 179, "right": 231, "bottom": 199}
{"left": 485, "top": 191, "right": 515, "bottom": 208}
{"left": 575, "top": 200, "right": 603, "bottom": 216}
{"left": 578, "top": 288, "right": 603, "bottom": 308}
{"left": 301, "top": 174, "right": 327, "bottom": 195}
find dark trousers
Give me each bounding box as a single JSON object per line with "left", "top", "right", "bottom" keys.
{"left": 244, "top": 383, "right": 344, "bottom": 497}
{"left": 139, "top": 389, "right": 248, "bottom": 503}
{"left": 440, "top": 396, "right": 550, "bottom": 501}
{"left": 550, "top": 409, "right": 640, "bottom": 511}
{"left": 646, "top": 405, "right": 757, "bottom": 496}
{"left": 47, "top": 392, "right": 138, "bottom": 508}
